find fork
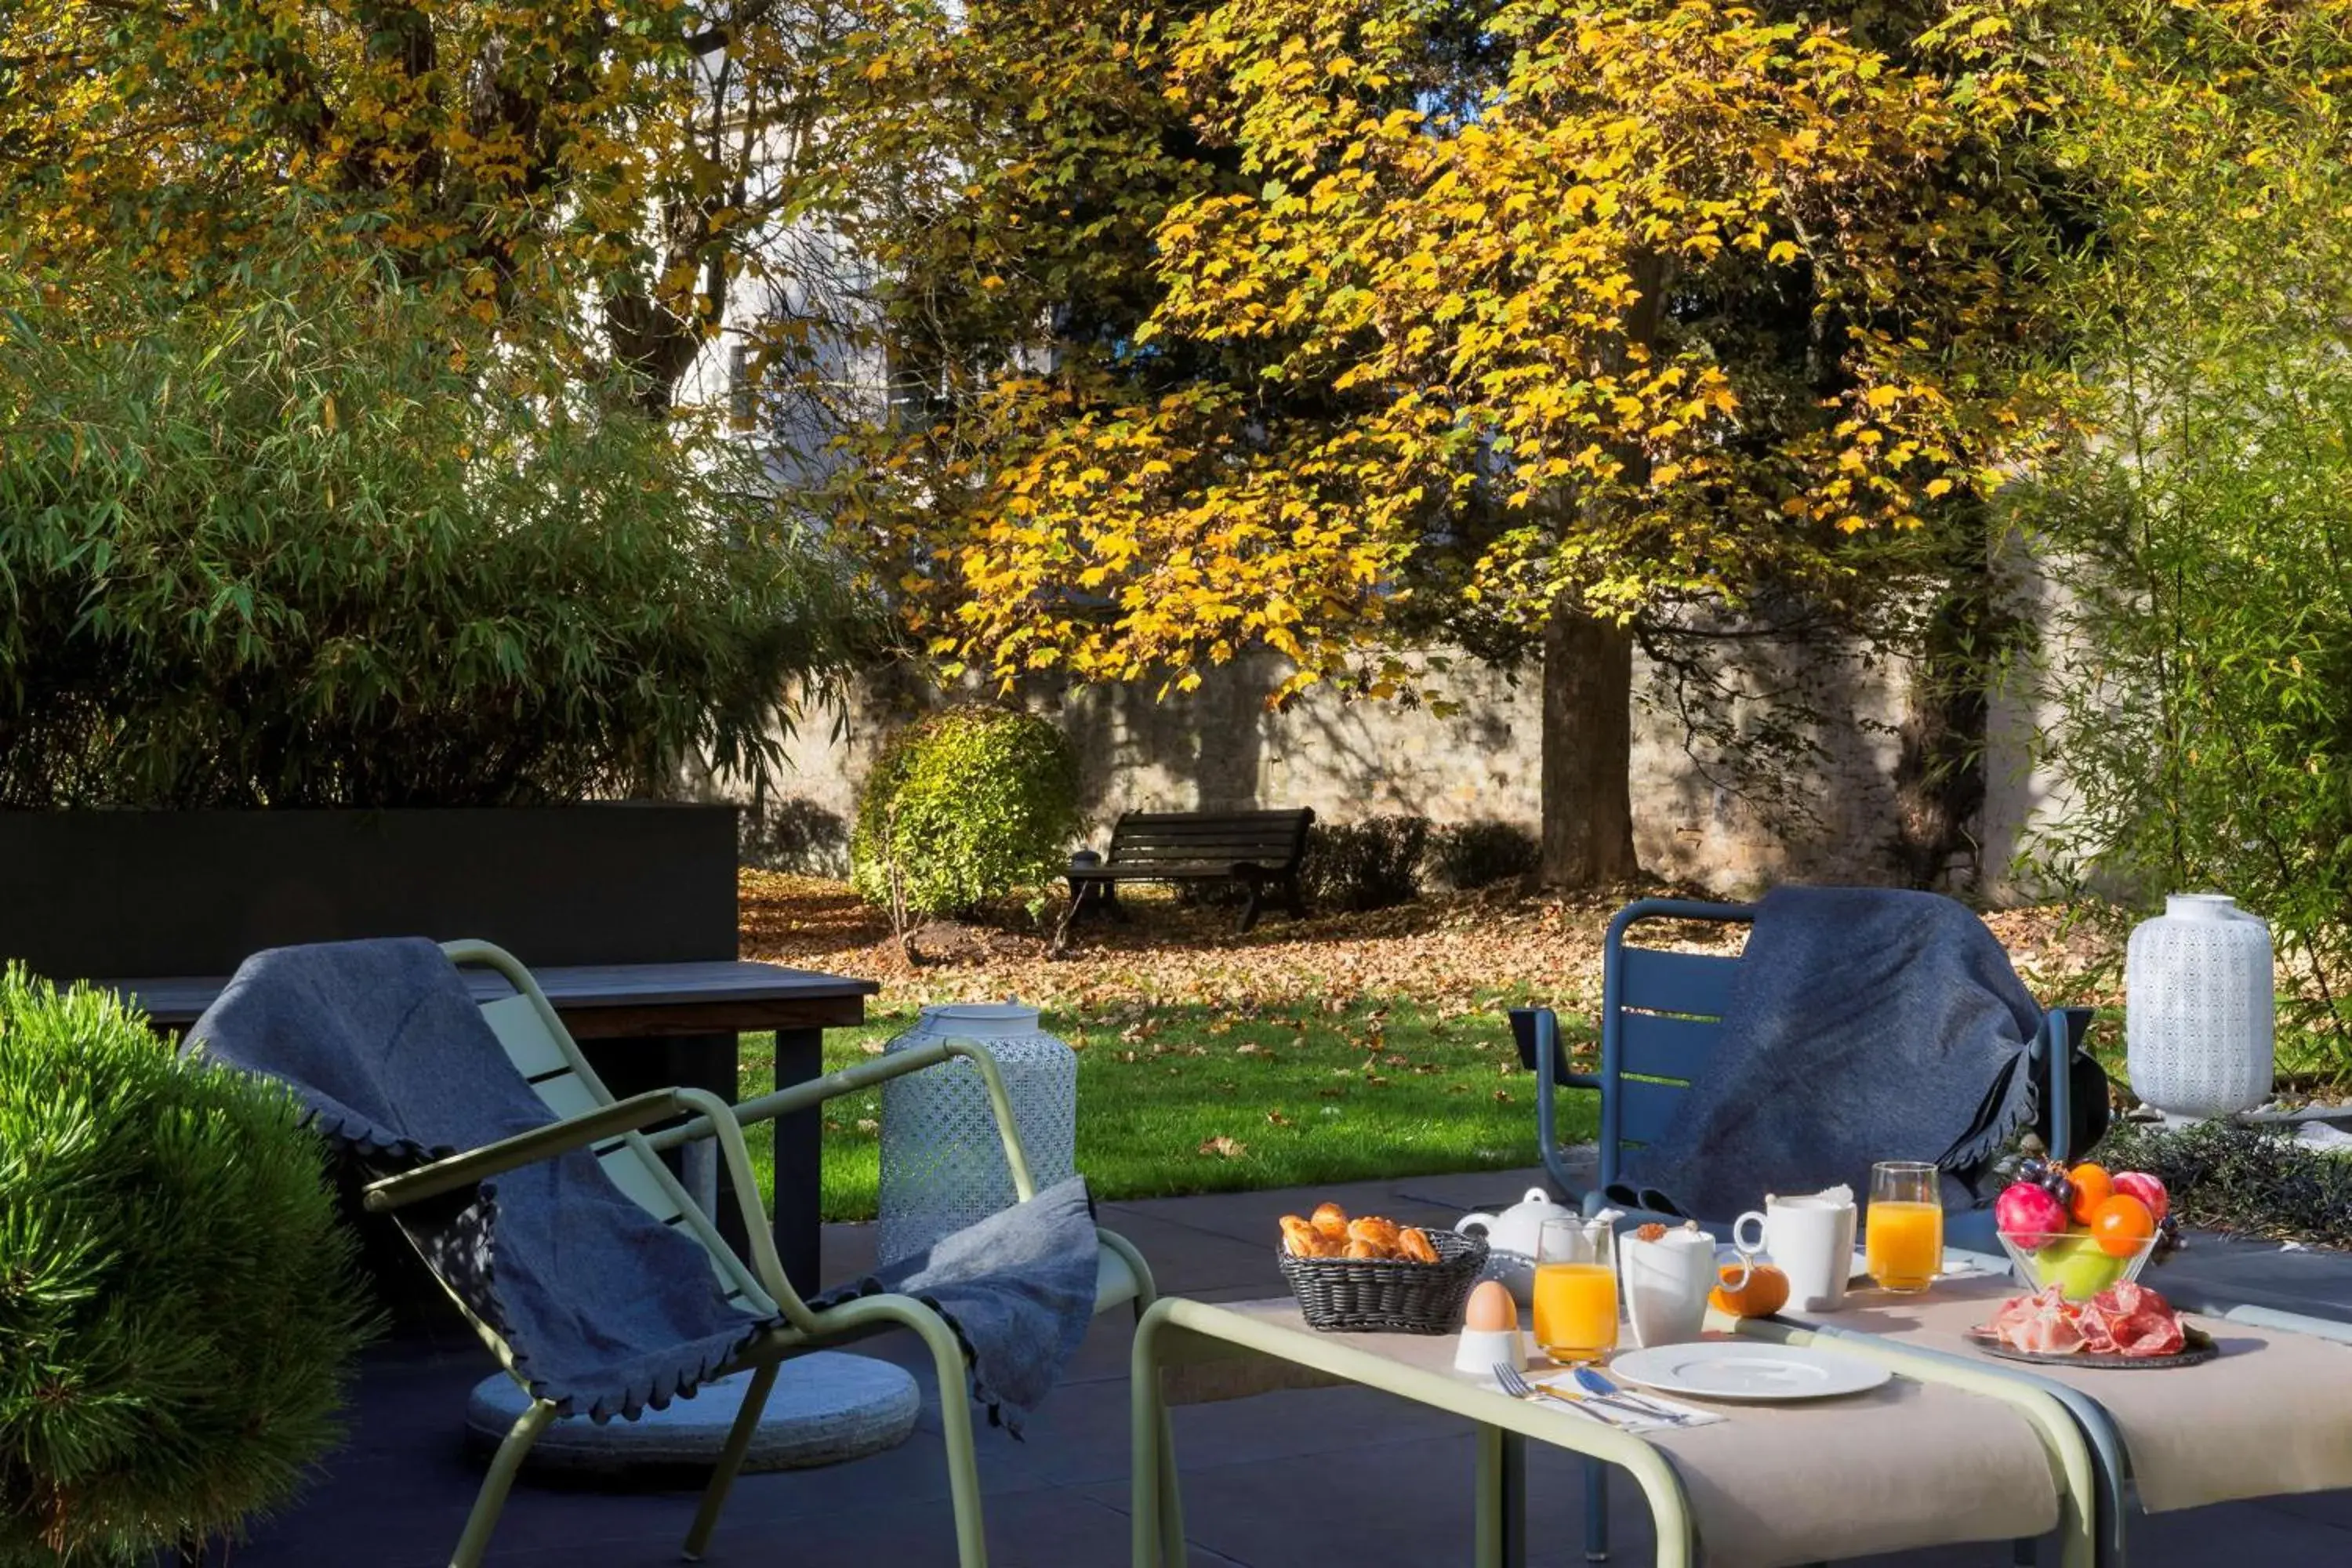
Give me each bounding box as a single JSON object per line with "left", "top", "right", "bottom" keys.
{"left": 1493, "top": 1363, "right": 1618, "bottom": 1424}
{"left": 1494, "top": 1363, "right": 1697, "bottom": 1427}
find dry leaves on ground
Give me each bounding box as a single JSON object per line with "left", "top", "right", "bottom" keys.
{"left": 739, "top": 871, "right": 2125, "bottom": 1018}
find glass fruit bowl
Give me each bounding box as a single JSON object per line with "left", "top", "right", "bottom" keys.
{"left": 1997, "top": 1230, "right": 2158, "bottom": 1301}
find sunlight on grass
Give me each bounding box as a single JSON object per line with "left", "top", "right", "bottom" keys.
{"left": 739, "top": 995, "right": 1597, "bottom": 1221}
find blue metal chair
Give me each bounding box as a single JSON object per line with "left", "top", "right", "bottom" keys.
{"left": 1515, "top": 897, "right": 2096, "bottom": 1246}
{"left": 1515, "top": 897, "right": 2098, "bottom": 1565}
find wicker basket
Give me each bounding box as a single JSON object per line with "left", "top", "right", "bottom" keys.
{"left": 1277, "top": 1229, "right": 1489, "bottom": 1333}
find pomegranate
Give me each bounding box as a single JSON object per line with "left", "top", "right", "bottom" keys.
{"left": 1996, "top": 1180, "right": 2067, "bottom": 1247}
{"left": 2112, "top": 1171, "right": 2169, "bottom": 1226}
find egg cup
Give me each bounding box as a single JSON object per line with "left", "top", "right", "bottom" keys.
{"left": 1455, "top": 1324, "right": 1527, "bottom": 1376}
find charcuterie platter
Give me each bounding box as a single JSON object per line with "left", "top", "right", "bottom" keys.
{"left": 1966, "top": 1322, "right": 2220, "bottom": 1370}
{"left": 1969, "top": 1280, "right": 2217, "bottom": 1368}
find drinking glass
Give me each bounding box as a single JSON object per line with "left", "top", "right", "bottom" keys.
{"left": 1865, "top": 1161, "right": 1943, "bottom": 1294}
{"left": 1532, "top": 1217, "right": 1618, "bottom": 1363}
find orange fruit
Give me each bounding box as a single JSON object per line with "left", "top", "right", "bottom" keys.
{"left": 2091, "top": 1194, "right": 2155, "bottom": 1258}
{"left": 2067, "top": 1163, "right": 2114, "bottom": 1228}
{"left": 1708, "top": 1262, "right": 1790, "bottom": 1318}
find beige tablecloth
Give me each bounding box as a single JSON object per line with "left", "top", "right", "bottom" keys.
{"left": 1158, "top": 1299, "right": 2060, "bottom": 1568}
{"left": 1804, "top": 1279, "right": 2352, "bottom": 1512}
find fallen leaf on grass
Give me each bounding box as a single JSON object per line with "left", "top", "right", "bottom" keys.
{"left": 1235, "top": 1041, "right": 1265, "bottom": 1055}
{"left": 1490, "top": 1091, "right": 1512, "bottom": 1104}
{"left": 1265, "top": 1110, "right": 1294, "bottom": 1127}
{"left": 855, "top": 1117, "right": 880, "bottom": 1133}
{"left": 1198, "top": 1135, "right": 1247, "bottom": 1158}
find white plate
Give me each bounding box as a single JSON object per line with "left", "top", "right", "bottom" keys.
{"left": 1606, "top": 1341, "right": 1891, "bottom": 1402}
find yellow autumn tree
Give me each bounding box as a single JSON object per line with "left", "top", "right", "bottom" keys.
{"left": 0, "top": 0, "right": 848, "bottom": 404}
{"left": 834, "top": 0, "right": 2044, "bottom": 885}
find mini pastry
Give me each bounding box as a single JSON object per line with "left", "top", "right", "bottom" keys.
{"left": 1347, "top": 1215, "right": 1402, "bottom": 1253}
{"left": 1279, "top": 1215, "right": 1320, "bottom": 1255}
{"left": 1343, "top": 1237, "right": 1387, "bottom": 1260}
{"left": 1396, "top": 1226, "right": 1439, "bottom": 1264}
{"left": 1310, "top": 1202, "right": 1351, "bottom": 1242}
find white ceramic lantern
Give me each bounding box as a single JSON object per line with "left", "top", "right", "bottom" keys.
{"left": 2125, "top": 893, "right": 2275, "bottom": 1122}
{"left": 877, "top": 1003, "right": 1078, "bottom": 1264}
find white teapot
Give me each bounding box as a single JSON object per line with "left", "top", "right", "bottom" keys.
{"left": 1456, "top": 1186, "right": 1578, "bottom": 1305}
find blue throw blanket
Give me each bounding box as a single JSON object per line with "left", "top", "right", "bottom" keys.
{"left": 184, "top": 938, "right": 1098, "bottom": 1432}
{"left": 1610, "top": 887, "right": 2043, "bottom": 1222}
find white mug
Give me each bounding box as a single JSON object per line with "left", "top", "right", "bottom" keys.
{"left": 1731, "top": 1193, "right": 1858, "bottom": 1313}
{"left": 1617, "top": 1227, "right": 1716, "bottom": 1348}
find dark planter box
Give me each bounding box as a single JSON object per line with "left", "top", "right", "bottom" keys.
{"left": 0, "top": 804, "right": 742, "bottom": 1333}
{"left": 0, "top": 804, "right": 738, "bottom": 978}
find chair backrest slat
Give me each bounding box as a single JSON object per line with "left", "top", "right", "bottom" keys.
{"left": 1617, "top": 946, "right": 1740, "bottom": 1019}
{"left": 1613, "top": 1011, "right": 1721, "bottom": 1083}
{"left": 1615, "top": 1078, "right": 1686, "bottom": 1147}
{"left": 480, "top": 993, "right": 575, "bottom": 1080}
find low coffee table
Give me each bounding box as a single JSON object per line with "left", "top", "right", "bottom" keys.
{"left": 1748, "top": 1277, "right": 2352, "bottom": 1568}
{"left": 1131, "top": 1295, "right": 2099, "bottom": 1568}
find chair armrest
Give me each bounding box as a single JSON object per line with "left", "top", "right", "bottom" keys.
{"left": 644, "top": 1037, "right": 1041, "bottom": 1206}
{"left": 361, "top": 1087, "right": 692, "bottom": 1213}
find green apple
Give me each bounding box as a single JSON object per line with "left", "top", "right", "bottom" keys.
{"left": 2045, "top": 1236, "right": 2129, "bottom": 1300}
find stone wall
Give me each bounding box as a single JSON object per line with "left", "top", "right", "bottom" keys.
{"left": 722, "top": 635, "right": 2060, "bottom": 898}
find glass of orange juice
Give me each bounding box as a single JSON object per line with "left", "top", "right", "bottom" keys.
{"left": 1865, "top": 1161, "right": 1944, "bottom": 1294}
{"left": 1532, "top": 1217, "right": 1618, "bottom": 1363}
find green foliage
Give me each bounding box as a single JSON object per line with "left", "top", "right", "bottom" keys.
{"left": 1425, "top": 819, "right": 1541, "bottom": 891}
{"left": 2008, "top": 0, "right": 2352, "bottom": 1078}
{"left": 1306, "top": 817, "right": 1431, "bottom": 913}
{"left": 0, "top": 243, "right": 868, "bottom": 808}
{"left": 0, "top": 967, "right": 375, "bottom": 1566}
{"left": 2098, "top": 1120, "right": 2352, "bottom": 1253}
{"left": 850, "top": 706, "right": 1083, "bottom": 924}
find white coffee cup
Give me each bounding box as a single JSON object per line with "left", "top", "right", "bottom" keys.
{"left": 1731, "top": 1192, "right": 1859, "bottom": 1313}
{"left": 1617, "top": 1225, "right": 1717, "bottom": 1347}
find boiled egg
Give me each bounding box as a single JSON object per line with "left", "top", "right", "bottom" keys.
{"left": 1463, "top": 1279, "right": 1517, "bottom": 1334}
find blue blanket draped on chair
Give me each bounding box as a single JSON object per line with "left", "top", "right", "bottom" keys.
{"left": 1610, "top": 887, "right": 2044, "bottom": 1221}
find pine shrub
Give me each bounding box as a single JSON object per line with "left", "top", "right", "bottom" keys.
{"left": 0, "top": 967, "right": 375, "bottom": 1566}
{"left": 851, "top": 706, "right": 1083, "bottom": 925}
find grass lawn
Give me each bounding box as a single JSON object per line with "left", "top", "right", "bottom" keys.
{"left": 738, "top": 994, "right": 1597, "bottom": 1221}
{"left": 726, "top": 869, "right": 2162, "bottom": 1223}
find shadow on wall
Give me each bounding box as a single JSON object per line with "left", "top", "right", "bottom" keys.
{"left": 739, "top": 796, "right": 851, "bottom": 877}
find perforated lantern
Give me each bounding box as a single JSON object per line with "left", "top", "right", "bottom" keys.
{"left": 878, "top": 1003, "right": 1079, "bottom": 1264}
{"left": 2125, "top": 893, "right": 2275, "bottom": 1122}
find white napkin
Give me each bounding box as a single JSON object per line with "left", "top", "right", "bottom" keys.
{"left": 1489, "top": 1370, "right": 1726, "bottom": 1432}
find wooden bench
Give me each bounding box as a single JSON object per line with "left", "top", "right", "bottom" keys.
{"left": 1056, "top": 808, "right": 1315, "bottom": 949}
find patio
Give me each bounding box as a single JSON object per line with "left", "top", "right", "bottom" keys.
{"left": 235, "top": 1165, "right": 2352, "bottom": 1568}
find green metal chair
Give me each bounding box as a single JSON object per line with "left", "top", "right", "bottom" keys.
{"left": 361, "top": 940, "right": 1164, "bottom": 1568}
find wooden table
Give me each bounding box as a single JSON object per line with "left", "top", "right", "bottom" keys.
{"left": 1134, "top": 1296, "right": 2096, "bottom": 1568}
{"left": 106, "top": 959, "right": 877, "bottom": 1293}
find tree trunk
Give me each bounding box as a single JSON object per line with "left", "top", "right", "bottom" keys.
{"left": 1539, "top": 607, "right": 1641, "bottom": 887}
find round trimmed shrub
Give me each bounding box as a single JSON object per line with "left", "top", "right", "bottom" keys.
{"left": 851, "top": 706, "right": 1083, "bottom": 922}
{"left": 0, "top": 967, "right": 374, "bottom": 1566}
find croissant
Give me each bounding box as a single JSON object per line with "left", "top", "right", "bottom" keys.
{"left": 1396, "top": 1226, "right": 1439, "bottom": 1264}
{"left": 1310, "top": 1201, "right": 1350, "bottom": 1241}
{"left": 1279, "top": 1215, "right": 1320, "bottom": 1256}
{"left": 1347, "top": 1215, "right": 1403, "bottom": 1253}
{"left": 1343, "top": 1237, "right": 1388, "bottom": 1260}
